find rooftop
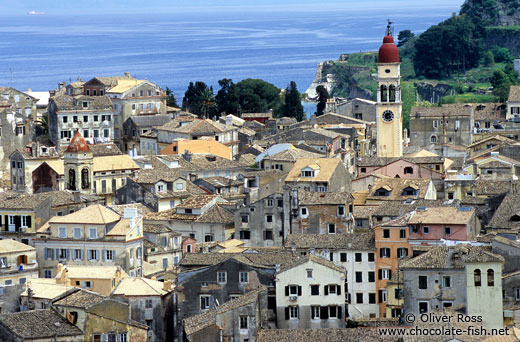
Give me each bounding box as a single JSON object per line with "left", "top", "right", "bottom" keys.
{"left": 112, "top": 277, "right": 171, "bottom": 296}
{"left": 509, "top": 85, "right": 520, "bottom": 102}
{"left": 277, "top": 253, "right": 345, "bottom": 274}
{"left": 0, "top": 309, "right": 83, "bottom": 339}
{"left": 0, "top": 239, "right": 35, "bottom": 254}
{"left": 298, "top": 190, "right": 352, "bottom": 205}
{"left": 53, "top": 289, "right": 106, "bottom": 309}
{"left": 285, "top": 158, "right": 342, "bottom": 183}
{"left": 408, "top": 206, "right": 475, "bottom": 225}
{"left": 286, "top": 231, "right": 374, "bottom": 251}
{"left": 49, "top": 204, "right": 120, "bottom": 225}
{"left": 57, "top": 265, "right": 128, "bottom": 279}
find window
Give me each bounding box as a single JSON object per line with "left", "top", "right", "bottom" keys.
{"left": 217, "top": 271, "right": 227, "bottom": 284}
{"left": 266, "top": 199, "right": 273, "bottom": 207}
{"left": 289, "top": 306, "right": 299, "bottom": 319}
{"left": 474, "top": 269, "right": 481, "bottom": 286}
{"left": 418, "top": 276, "right": 428, "bottom": 289}
{"left": 88, "top": 249, "right": 98, "bottom": 261}
{"left": 444, "top": 227, "right": 451, "bottom": 235}
{"left": 369, "top": 293, "right": 376, "bottom": 304}
{"left": 239, "top": 271, "right": 249, "bottom": 283}
{"left": 368, "top": 253, "right": 375, "bottom": 262}
{"left": 431, "top": 135, "right": 437, "bottom": 143}
{"left": 397, "top": 248, "right": 408, "bottom": 258}
{"left": 355, "top": 253, "right": 362, "bottom": 262}
{"left": 145, "top": 299, "right": 153, "bottom": 309}
{"left": 74, "top": 249, "right": 82, "bottom": 260}
{"left": 340, "top": 253, "right": 347, "bottom": 262}
{"left": 89, "top": 228, "right": 97, "bottom": 239}
{"left": 328, "top": 224, "right": 336, "bottom": 234}
{"left": 355, "top": 271, "right": 363, "bottom": 283}
{"left": 433, "top": 120, "right": 438, "bottom": 128}
{"left": 419, "top": 301, "right": 429, "bottom": 314}
{"left": 442, "top": 276, "right": 451, "bottom": 288}
{"left": 21, "top": 216, "right": 29, "bottom": 227}
{"left": 394, "top": 288, "right": 403, "bottom": 299}
{"left": 44, "top": 270, "right": 52, "bottom": 278}
{"left": 264, "top": 230, "right": 273, "bottom": 240}
{"left": 400, "top": 229, "right": 406, "bottom": 239}
{"left": 82, "top": 101, "right": 88, "bottom": 108}
{"left": 422, "top": 226, "right": 430, "bottom": 234}
{"left": 329, "top": 305, "right": 338, "bottom": 318}
{"left": 200, "top": 295, "right": 211, "bottom": 310}
{"left": 59, "top": 227, "right": 66, "bottom": 238}
{"left": 62, "top": 116, "right": 68, "bottom": 123}
{"left": 404, "top": 167, "right": 414, "bottom": 174}
{"left": 515, "top": 288, "right": 520, "bottom": 301}
{"left": 306, "top": 269, "right": 313, "bottom": 279}
{"left": 106, "top": 250, "right": 114, "bottom": 261}
{"left": 356, "top": 293, "right": 363, "bottom": 304}
{"left": 329, "top": 252, "right": 334, "bottom": 261}
{"left": 311, "top": 306, "right": 320, "bottom": 319}
{"left": 266, "top": 215, "right": 273, "bottom": 223}
{"left": 300, "top": 207, "right": 308, "bottom": 217}
{"left": 205, "top": 234, "right": 213, "bottom": 242}
{"left": 59, "top": 248, "right": 67, "bottom": 259}
{"left": 383, "top": 229, "right": 390, "bottom": 238}
{"left": 379, "top": 269, "right": 391, "bottom": 280}
{"left": 368, "top": 271, "right": 375, "bottom": 282}
{"left": 301, "top": 170, "right": 314, "bottom": 177}
{"left": 487, "top": 269, "right": 494, "bottom": 286}
{"left": 325, "top": 284, "right": 340, "bottom": 295}
{"left": 311, "top": 285, "right": 319, "bottom": 295}
{"left": 239, "top": 316, "right": 248, "bottom": 329}
{"left": 239, "top": 230, "right": 250, "bottom": 240}
{"left": 337, "top": 206, "right": 345, "bottom": 216}
{"left": 104, "top": 129, "right": 109, "bottom": 138}
{"left": 380, "top": 248, "right": 390, "bottom": 258}
{"left": 74, "top": 227, "right": 81, "bottom": 239}
{"left": 379, "top": 289, "right": 387, "bottom": 303}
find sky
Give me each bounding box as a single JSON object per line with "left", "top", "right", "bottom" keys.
{"left": 1, "top": 0, "right": 466, "bottom": 15}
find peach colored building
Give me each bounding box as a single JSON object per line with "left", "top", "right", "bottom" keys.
{"left": 160, "top": 139, "right": 232, "bottom": 160}
{"left": 374, "top": 215, "right": 411, "bottom": 317}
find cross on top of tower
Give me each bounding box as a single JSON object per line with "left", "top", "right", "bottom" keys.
{"left": 386, "top": 19, "right": 394, "bottom": 36}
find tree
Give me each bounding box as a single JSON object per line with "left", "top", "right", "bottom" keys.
{"left": 165, "top": 86, "right": 178, "bottom": 108}
{"left": 315, "top": 85, "right": 330, "bottom": 116}
{"left": 491, "top": 70, "right": 511, "bottom": 102}
{"left": 235, "top": 79, "right": 282, "bottom": 113}
{"left": 413, "top": 16, "right": 481, "bottom": 78}
{"left": 505, "top": 63, "right": 520, "bottom": 84}
{"left": 492, "top": 47, "right": 513, "bottom": 63}
{"left": 215, "top": 78, "right": 239, "bottom": 115}
{"left": 34, "top": 114, "right": 49, "bottom": 136}
{"left": 279, "top": 81, "right": 304, "bottom": 121}
{"left": 397, "top": 30, "right": 415, "bottom": 47}
{"left": 182, "top": 81, "right": 215, "bottom": 117}
{"left": 482, "top": 50, "right": 495, "bottom": 67}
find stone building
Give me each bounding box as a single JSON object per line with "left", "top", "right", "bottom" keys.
{"left": 122, "top": 114, "right": 170, "bottom": 156}
{"left": 401, "top": 245, "right": 504, "bottom": 329}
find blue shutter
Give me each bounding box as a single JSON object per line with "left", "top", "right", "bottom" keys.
{"left": 49, "top": 248, "right": 54, "bottom": 259}
{"left": 112, "top": 250, "right": 116, "bottom": 261}
{"left": 80, "top": 249, "right": 84, "bottom": 260}
{"left": 66, "top": 249, "right": 70, "bottom": 260}
{"left": 96, "top": 249, "right": 99, "bottom": 261}
{"left": 55, "top": 248, "right": 60, "bottom": 260}
{"left": 102, "top": 249, "right": 106, "bottom": 261}
{"left": 44, "top": 248, "right": 48, "bottom": 259}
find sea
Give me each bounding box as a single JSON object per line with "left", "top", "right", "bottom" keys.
{"left": 0, "top": 3, "right": 463, "bottom": 116}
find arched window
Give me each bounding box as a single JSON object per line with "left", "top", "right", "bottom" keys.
{"left": 430, "top": 135, "right": 437, "bottom": 143}
{"left": 511, "top": 215, "right": 520, "bottom": 222}
{"left": 81, "top": 168, "right": 89, "bottom": 189}
{"left": 389, "top": 85, "right": 396, "bottom": 102}
{"left": 474, "top": 269, "right": 481, "bottom": 287}
{"left": 404, "top": 167, "right": 414, "bottom": 175}
{"left": 380, "top": 85, "right": 388, "bottom": 102}
{"left": 68, "top": 169, "right": 76, "bottom": 191}
{"left": 487, "top": 269, "right": 494, "bottom": 286}
{"left": 187, "top": 244, "right": 192, "bottom": 253}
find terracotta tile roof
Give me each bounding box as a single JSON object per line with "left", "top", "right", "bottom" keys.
{"left": 179, "top": 251, "right": 299, "bottom": 269}
{"left": 476, "top": 180, "right": 517, "bottom": 196}
{"left": 408, "top": 206, "right": 475, "bottom": 225}
{"left": 357, "top": 157, "right": 398, "bottom": 167}
{"left": 176, "top": 194, "right": 218, "bottom": 209}
{"left": 197, "top": 176, "right": 243, "bottom": 188}
{"left": 184, "top": 287, "right": 266, "bottom": 337}
{"left": 472, "top": 103, "right": 507, "bottom": 121}
{"left": 51, "top": 94, "right": 113, "bottom": 111}
{"left": 400, "top": 245, "right": 503, "bottom": 269}
{"left": 257, "top": 328, "right": 394, "bottom": 342}
{"left": 277, "top": 253, "right": 345, "bottom": 274}
{"left": 286, "top": 231, "right": 375, "bottom": 250}
{"left": 134, "top": 169, "right": 184, "bottom": 184}
{"left": 108, "top": 203, "right": 151, "bottom": 216}
{"left": 298, "top": 190, "right": 352, "bottom": 205}
{"left": 49, "top": 204, "right": 120, "bottom": 225}
{"left": 54, "top": 289, "right": 106, "bottom": 308}
{"left": 353, "top": 205, "right": 378, "bottom": 219}
{"left": 58, "top": 265, "right": 128, "bottom": 279}
{"left": 285, "top": 158, "right": 341, "bottom": 183}
{"left": 0, "top": 239, "right": 35, "bottom": 253}
{"left": 196, "top": 204, "right": 234, "bottom": 224}
{"left": 0, "top": 309, "right": 83, "bottom": 339}
{"left": 22, "top": 279, "right": 78, "bottom": 300}
{"left": 352, "top": 191, "right": 370, "bottom": 205}
{"left": 66, "top": 131, "right": 90, "bottom": 152}
{"left": 189, "top": 154, "right": 245, "bottom": 170}
{"left": 264, "top": 148, "right": 322, "bottom": 163}
{"left": 112, "top": 277, "right": 172, "bottom": 296}
{"left": 88, "top": 143, "right": 122, "bottom": 156}
{"left": 93, "top": 155, "right": 139, "bottom": 172}
{"left": 367, "top": 178, "right": 432, "bottom": 201}
{"left": 0, "top": 191, "right": 51, "bottom": 210}
{"left": 509, "top": 85, "right": 520, "bottom": 102}
{"left": 371, "top": 199, "right": 454, "bottom": 218}
{"left": 143, "top": 223, "right": 173, "bottom": 234}
{"left": 488, "top": 192, "right": 520, "bottom": 230}
{"left": 410, "top": 103, "right": 473, "bottom": 118}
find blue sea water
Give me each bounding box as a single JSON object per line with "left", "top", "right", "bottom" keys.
{"left": 0, "top": 5, "right": 461, "bottom": 100}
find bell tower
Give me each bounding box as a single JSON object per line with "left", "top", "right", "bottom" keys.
{"left": 64, "top": 130, "right": 93, "bottom": 194}
{"left": 376, "top": 21, "right": 403, "bottom": 158}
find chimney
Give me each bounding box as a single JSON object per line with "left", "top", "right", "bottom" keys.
{"left": 225, "top": 115, "right": 233, "bottom": 126}
{"left": 163, "top": 280, "right": 172, "bottom": 291}
{"left": 73, "top": 191, "right": 81, "bottom": 203}
{"left": 182, "top": 151, "right": 192, "bottom": 162}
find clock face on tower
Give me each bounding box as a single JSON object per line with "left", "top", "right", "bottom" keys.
{"left": 382, "top": 110, "right": 394, "bottom": 123}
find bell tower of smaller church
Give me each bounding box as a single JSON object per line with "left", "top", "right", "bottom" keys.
{"left": 64, "top": 130, "right": 93, "bottom": 194}
{"left": 376, "top": 21, "right": 403, "bottom": 158}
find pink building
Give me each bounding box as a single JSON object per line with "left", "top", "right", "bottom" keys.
{"left": 407, "top": 207, "right": 481, "bottom": 246}
{"left": 358, "top": 158, "right": 444, "bottom": 180}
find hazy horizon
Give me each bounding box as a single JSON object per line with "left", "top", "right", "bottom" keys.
{"left": 2, "top": 0, "right": 466, "bottom": 16}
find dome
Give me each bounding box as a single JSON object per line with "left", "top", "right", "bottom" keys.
{"left": 378, "top": 35, "right": 400, "bottom": 64}
{"left": 66, "top": 130, "right": 90, "bottom": 152}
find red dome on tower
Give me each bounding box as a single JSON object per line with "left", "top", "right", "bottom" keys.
{"left": 66, "top": 130, "right": 90, "bottom": 152}
{"left": 378, "top": 35, "right": 400, "bottom": 64}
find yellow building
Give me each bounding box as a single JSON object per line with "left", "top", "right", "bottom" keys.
{"left": 376, "top": 24, "right": 403, "bottom": 158}
{"left": 160, "top": 139, "right": 233, "bottom": 160}
{"left": 55, "top": 263, "right": 128, "bottom": 296}
{"left": 0, "top": 239, "right": 39, "bottom": 285}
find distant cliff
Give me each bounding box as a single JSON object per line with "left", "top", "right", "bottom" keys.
{"left": 461, "top": 0, "right": 520, "bottom": 26}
